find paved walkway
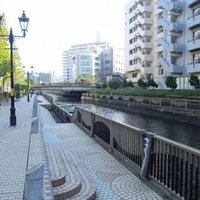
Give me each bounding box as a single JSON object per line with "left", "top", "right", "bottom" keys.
{"left": 0, "top": 95, "right": 171, "bottom": 200}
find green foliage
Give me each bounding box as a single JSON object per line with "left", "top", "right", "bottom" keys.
{"left": 0, "top": 14, "right": 24, "bottom": 89}
{"left": 127, "top": 80, "right": 134, "bottom": 88}
{"left": 138, "top": 78, "right": 147, "bottom": 88}
{"left": 122, "top": 79, "right": 128, "bottom": 87}
{"left": 147, "top": 78, "right": 158, "bottom": 88}
{"left": 90, "top": 88, "right": 200, "bottom": 100}
{"left": 96, "top": 83, "right": 101, "bottom": 88}
{"left": 123, "top": 79, "right": 134, "bottom": 88}
{"left": 76, "top": 75, "right": 97, "bottom": 84}
{"left": 189, "top": 75, "right": 200, "bottom": 89}
{"left": 101, "top": 81, "right": 107, "bottom": 89}
{"left": 165, "top": 75, "right": 177, "bottom": 90}
{"left": 15, "top": 83, "right": 21, "bottom": 92}
{"left": 0, "top": 18, "right": 10, "bottom": 79}
{"left": 108, "top": 80, "right": 119, "bottom": 89}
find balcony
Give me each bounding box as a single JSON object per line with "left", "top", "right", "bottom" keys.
{"left": 135, "top": 27, "right": 152, "bottom": 37}
{"left": 171, "top": 43, "right": 184, "bottom": 52}
{"left": 137, "top": 15, "right": 153, "bottom": 25}
{"left": 169, "top": 1, "right": 183, "bottom": 12}
{"left": 140, "top": 54, "right": 153, "bottom": 62}
{"left": 134, "top": 51, "right": 153, "bottom": 62}
{"left": 188, "top": 38, "right": 200, "bottom": 51}
{"left": 188, "top": 0, "right": 199, "bottom": 8}
{"left": 136, "top": 4, "right": 153, "bottom": 13}
{"left": 169, "top": 22, "right": 183, "bottom": 32}
{"left": 140, "top": 66, "right": 153, "bottom": 74}
{"left": 135, "top": 63, "right": 153, "bottom": 74}
{"left": 134, "top": 39, "right": 153, "bottom": 49}
{"left": 187, "top": 63, "right": 200, "bottom": 73}
{"left": 188, "top": 14, "right": 200, "bottom": 29}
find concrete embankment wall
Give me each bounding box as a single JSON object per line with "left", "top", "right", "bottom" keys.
{"left": 81, "top": 94, "right": 200, "bottom": 125}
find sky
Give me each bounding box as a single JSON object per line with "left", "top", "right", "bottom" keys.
{"left": 0, "top": 0, "right": 129, "bottom": 76}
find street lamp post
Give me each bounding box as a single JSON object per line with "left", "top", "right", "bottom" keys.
{"left": 0, "top": 11, "right": 29, "bottom": 126}
{"left": 24, "top": 65, "right": 33, "bottom": 102}
{"left": 27, "top": 71, "right": 30, "bottom": 102}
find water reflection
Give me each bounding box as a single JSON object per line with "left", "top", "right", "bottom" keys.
{"left": 50, "top": 94, "right": 200, "bottom": 150}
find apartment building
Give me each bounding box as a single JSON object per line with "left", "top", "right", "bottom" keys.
{"left": 125, "top": 0, "right": 200, "bottom": 89}
{"left": 113, "top": 48, "right": 125, "bottom": 73}
{"left": 62, "top": 42, "right": 113, "bottom": 83}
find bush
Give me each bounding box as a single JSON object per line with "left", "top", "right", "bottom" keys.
{"left": 148, "top": 78, "right": 158, "bottom": 88}
{"left": 90, "top": 88, "right": 200, "bottom": 100}
{"left": 165, "top": 76, "right": 177, "bottom": 89}
{"left": 138, "top": 78, "right": 147, "bottom": 88}
{"left": 189, "top": 75, "right": 200, "bottom": 89}
{"left": 102, "top": 82, "right": 107, "bottom": 89}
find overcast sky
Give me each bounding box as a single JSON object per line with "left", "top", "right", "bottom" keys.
{"left": 0, "top": 0, "right": 129, "bottom": 76}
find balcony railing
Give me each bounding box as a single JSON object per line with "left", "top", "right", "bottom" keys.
{"left": 188, "top": 37, "right": 200, "bottom": 51}
{"left": 187, "top": 62, "right": 200, "bottom": 73}
{"left": 188, "top": 14, "right": 200, "bottom": 29}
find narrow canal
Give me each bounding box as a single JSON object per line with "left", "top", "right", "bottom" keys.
{"left": 51, "top": 94, "right": 200, "bottom": 150}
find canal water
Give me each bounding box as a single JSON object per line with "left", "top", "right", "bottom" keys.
{"left": 51, "top": 94, "right": 200, "bottom": 150}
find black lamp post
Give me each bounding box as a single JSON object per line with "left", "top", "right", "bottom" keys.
{"left": 0, "top": 11, "right": 29, "bottom": 126}
{"left": 23, "top": 65, "right": 33, "bottom": 102}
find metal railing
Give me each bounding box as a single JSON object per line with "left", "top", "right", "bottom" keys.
{"left": 70, "top": 106, "right": 200, "bottom": 199}
{"left": 42, "top": 94, "right": 200, "bottom": 199}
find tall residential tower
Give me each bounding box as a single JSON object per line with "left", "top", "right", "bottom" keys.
{"left": 125, "top": 0, "right": 200, "bottom": 89}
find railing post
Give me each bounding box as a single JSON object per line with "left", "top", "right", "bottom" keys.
{"left": 185, "top": 99, "right": 187, "bottom": 111}
{"left": 110, "top": 121, "right": 114, "bottom": 151}
{"left": 140, "top": 132, "right": 154, "bottom": 179}
{"left": 91, "top": 112, "right": 95, "bottom": 137}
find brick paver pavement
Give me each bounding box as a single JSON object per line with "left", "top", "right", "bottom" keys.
{"left": 0, "top": 95, "right": 172, "bottom": 199}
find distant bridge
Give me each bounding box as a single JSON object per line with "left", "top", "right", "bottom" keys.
{"left": 33, "top": 83, "right": 95, "bottom": 98}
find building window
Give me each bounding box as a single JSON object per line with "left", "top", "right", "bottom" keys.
{"left": 80, "top": 55, "right": 90, "bottom": 60}
{"left": 132, "top": 73, "right": 137, "bottom": 78}
{"left": 194, "top": 53, "right": 200, "bottom": 64}
{"left": 194, "top": 7, "right": 200, "bottom": 16}
{"left": 194, "top": 29, "right": 200, "bottom": 40}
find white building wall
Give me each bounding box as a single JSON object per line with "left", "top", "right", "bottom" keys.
{"left": 113, "top": 48, "right": 125, "bottom": 73}
{"left": 125, "top": 0, "right": 200, "bottom": 89}
{"left": 62, "top": 42, "right": 113, "bottom": 83}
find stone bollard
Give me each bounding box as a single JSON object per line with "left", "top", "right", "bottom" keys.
{"left": 24, "top": 162, "right": 44, "bottom": 200}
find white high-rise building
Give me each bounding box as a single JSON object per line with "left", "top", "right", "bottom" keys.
{"left": 125, "top": 0, "right": 200, "bottom": 89}
{"left": 113, "top": 48, "right": 125, "bottom": 73}
{"left": 62, "top": 42, "right": 113, "bottom": 83}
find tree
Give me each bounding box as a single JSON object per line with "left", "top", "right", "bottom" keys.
{"left": 108, "top": 80, "right": 119, "bottom": 89}
{"left": 165, "top": 75, "right": 177, "bottom": 90}
{"left": 0, "top": 17, "right": 10, "bottom": 79}
{"left": 138, "top": 78, "right": 147, "bottom": 88}
{"left": 96, "top": 83, "right": 101, "bottom": 88}
{"left": 147, "top": 78, "right": 158, "bottom": 88}
{"left": 127, "top": 80, "right": 134, "bottom": 88}
{"left": 122, "top": 79, "right": 128, "bottom": 87}
{"left": 102, "top": 81, "right": 107, "bottom": 89}
{"left": 0, "top": 14, "right": 24, "bottom": 90}
{"left": 189, "top": 74, "right": 200, "bottom": 89}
